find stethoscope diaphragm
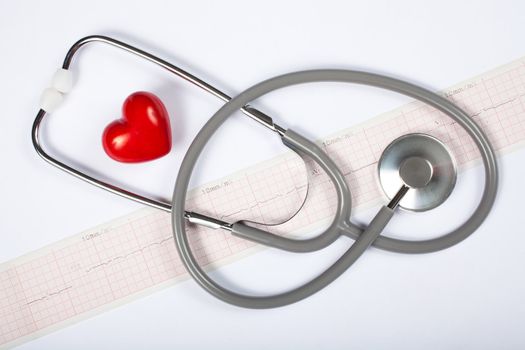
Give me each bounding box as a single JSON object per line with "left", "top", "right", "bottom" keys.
{"left": 378, "top": 133, "right": 457, "bottom": 211}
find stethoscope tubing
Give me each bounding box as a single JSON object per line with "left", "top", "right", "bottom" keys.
{"left": 171, "top": 70, "right": 498, "bottom": 308}
{"left": 32, "top": 35, "right": 498, "bottom": 309}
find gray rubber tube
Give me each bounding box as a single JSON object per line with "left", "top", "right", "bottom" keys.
{"left": 171, "top": 70, "right": 498, "bottom": 308}
{"left": 230, "top": 129, "right": 353, "bottom": 252}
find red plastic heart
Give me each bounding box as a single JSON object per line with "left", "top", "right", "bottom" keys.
{"left": 102, "top": 91, "right": 172, "bottom": 163}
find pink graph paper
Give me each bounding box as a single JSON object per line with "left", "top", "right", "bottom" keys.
{"left": 1, "top": 57, "right": 525, "bottom": 348}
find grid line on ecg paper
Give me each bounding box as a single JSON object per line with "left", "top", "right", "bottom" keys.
{"left": 1, "top": 57, "right": 525, "bottom": 348}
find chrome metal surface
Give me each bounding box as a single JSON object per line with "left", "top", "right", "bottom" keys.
{"left": 62, "top": 36, "right": 285, "bottom": 135}
{"left": 378, "top": 133, "right": 457, "bottom": 211}
{"left": 185, "top": 212, "right": 233, "bottom": 231}
{"left": 32, "top": 35, "right": 285, "bottom": 217}
{"left": 398, "top": 157, "right": 433, "bottom": 188}
{"left": 387, "top": 184, "right": 410, "bottom": 209}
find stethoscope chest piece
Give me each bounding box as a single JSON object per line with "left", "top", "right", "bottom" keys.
{"left": 378, "top": 133, "right": 457, "bottom": 211}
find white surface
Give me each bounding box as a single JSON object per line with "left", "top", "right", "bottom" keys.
{"left": 1, "top": 0, "right": 524, "bottom": 348}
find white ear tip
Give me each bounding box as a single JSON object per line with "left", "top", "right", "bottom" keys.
{"left": 40, "top": 88, "right": 63, "bottom": 113}
{"left": 52, "top": 68, "right": 73, "bottom": 93}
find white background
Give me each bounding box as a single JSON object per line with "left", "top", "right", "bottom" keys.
{"left": 1, "top": 0, "right": 525, "bottom": 349}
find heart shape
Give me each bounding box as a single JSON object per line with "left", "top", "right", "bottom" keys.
{"left": 103, "top": 91, "right": 172, "bottom": 163}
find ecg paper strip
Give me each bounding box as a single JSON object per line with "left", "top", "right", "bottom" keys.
{"left": 2, "top": 58, "right": 525, "bottom": 349}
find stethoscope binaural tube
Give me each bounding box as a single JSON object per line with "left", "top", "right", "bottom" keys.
{"left": 172, "top": 70, "right": 498, "bottom": 308}
{"left": 32, "top": 35, "right": 286, "bottom": 215}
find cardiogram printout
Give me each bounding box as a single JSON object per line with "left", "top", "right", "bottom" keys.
{"left": 1, "top": 56, "right": 525, "bottom": 348}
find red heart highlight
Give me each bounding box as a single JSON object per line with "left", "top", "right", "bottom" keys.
{"left": 103, "top": 92, "right": 172, "bottom": 163}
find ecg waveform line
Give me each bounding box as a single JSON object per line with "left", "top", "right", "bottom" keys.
{"left": 470, "top": 93, "right": 525, "bottom": 118}
{"left": 218, "top": 184, "right": 308, "bottom": 220}
{"left": 1, "top": 57, "right": 525, "bottom": 349}
{"left": 24, "top": 235, "right": 176, "bottom": 306}
{"left": 26, "top": 286, "right": 73, "bottom": 306}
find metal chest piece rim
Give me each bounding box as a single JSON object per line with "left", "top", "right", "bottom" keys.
{"left": 378, "top": 133, "right": 457, "bottom": 212}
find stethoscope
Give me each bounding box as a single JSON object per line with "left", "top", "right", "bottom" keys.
{"left": 33, "top": 35, "right": 498, "bottom": 309}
